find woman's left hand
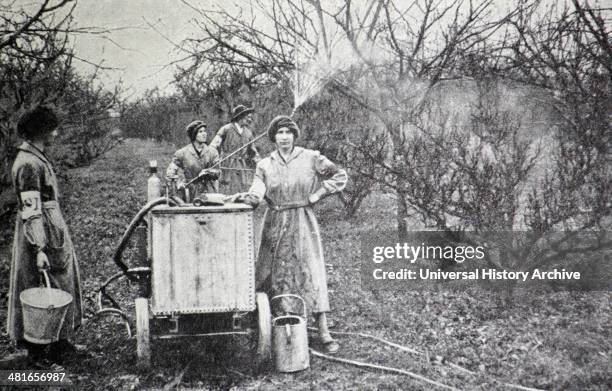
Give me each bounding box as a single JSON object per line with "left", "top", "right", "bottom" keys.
{"left": 36, "top": 251, "right": 50, "bottom": 271}
{"left": 308, "top": 193, "right": 321, "bottom": 204}
{"left": 308, "top": 188, "right": 327, "bottom": 204}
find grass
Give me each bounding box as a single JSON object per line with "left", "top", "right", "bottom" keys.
{"left": 0, "top": 139, "right": 610, "bottom": 390}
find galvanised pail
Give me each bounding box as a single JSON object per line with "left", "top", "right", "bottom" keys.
{"left": 19, "top": 271, "right": 72, "bottom": 344}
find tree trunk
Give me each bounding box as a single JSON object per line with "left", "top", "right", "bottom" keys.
{"left": 396, "top": 187, "right": 409, "bottom": 242}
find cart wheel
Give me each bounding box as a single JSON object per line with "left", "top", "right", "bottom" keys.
{"left": 135, "top": 297, "right": 151, "bottom": 369}
{"left": 255, "top": 292, "right": 272, "bottom": 363}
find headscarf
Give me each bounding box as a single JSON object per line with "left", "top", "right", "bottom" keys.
{"left": 266, "top": 115, "right": 300, "bottom": 142}
{"left": 185, "top": 120, "right": 207, "bottom": 142}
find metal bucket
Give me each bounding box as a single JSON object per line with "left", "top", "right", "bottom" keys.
{"left": 19, "top": 271, "right": 72, "bottom": 344}
{"left": 271, "top": 294, "right": 309, "bottom": 373}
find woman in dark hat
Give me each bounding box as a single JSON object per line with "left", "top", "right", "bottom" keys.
{"left": 210, "top": 105, "right": 261, "bottom": 194}
{"left": 166, "top": 120, "right": 221, "bottom": 202}
{"left": 8, "top": 106, "right": 83, "bottom": 365}
{"left": 237, "top": 115, "right": 347, "bottom": 354}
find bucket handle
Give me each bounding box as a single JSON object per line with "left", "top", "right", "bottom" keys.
{"left": 40, "top": 270, "right": 55, "bottom": 311}
{"left": 41, "top": 269, "right": 51, "bottom": 289}
{"left": 270, "top": 294, "right": 307, "bottom": 319}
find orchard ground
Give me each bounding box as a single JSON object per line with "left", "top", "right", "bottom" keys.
{"left": 0, "top": 139, "right": 609, "bottom": 390}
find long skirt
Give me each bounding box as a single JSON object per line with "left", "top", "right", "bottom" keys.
{"left": 255, "top": 206, "right": 330, "bottom": 315}
{"left": 7, "top": 204, "right": 83, "bottom": 342}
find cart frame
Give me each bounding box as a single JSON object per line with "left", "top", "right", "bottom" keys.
{"left": 134, "top": 203, "right": 271, "bottom": 369}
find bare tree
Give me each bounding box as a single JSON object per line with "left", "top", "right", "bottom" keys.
{"left": 498, "top": 1, "right": 611, "bottom": 236}
{"left": 0, "top": 0, "right": 75, "bottom": 50}
{"left": 175, "top": 64, "right": 256, "bottom": 120}
{"left": 0, "top": 0, "right": 126, "bottom": 214}
{"left": 0, "top": 0, "right": 76, "bottom": 190}
{"left": 173, "top": 1, "right": 610, "bottom": 283}
{"left": 56, "top": 69, "right": 124, "bottom": 168}
{"left": 177, "top": 0, "right": 522, "bottom": 217}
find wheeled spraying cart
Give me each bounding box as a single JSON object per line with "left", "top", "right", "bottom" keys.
{"left": 139, "top": 203, "right": 271, "bottom": 367}
{"left": 101, "top": 200, "right": 272, "bottom": 369}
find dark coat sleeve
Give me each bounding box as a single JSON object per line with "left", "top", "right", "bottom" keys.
{"left": 14, "top": 162, "right": 47, "bottom": 252}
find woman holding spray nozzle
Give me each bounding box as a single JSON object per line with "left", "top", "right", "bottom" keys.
{"left": 232, "top": 115, "right": 347, "bottom": 354}
{"left": 165, "top": 120, "right": 221, "bottom": 202}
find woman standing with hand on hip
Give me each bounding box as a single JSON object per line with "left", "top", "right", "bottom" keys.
{"left": 237, "top": 115, "right": 347, "bottom": 354}
{"left": 8, "top": 106, "right": 83, "bottom": 365}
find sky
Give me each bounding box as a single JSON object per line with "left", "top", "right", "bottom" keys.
{"left": 61, "top": 0, "right": 563, "bottom": 101}
{"left": 70, "top": 0, "right": 206, "bottom": 99}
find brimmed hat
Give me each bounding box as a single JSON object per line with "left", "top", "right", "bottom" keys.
{"left": 185, "top": 120, "right": 207, "bottom": 141}
{"left": 17, "top": 106, "right": 59, "bottom": 140}
{"left": 267, "top": 115, "right": 300, "bottom": 141}
{"left": 231, "top": 105, "right": 254, "bottom": 122}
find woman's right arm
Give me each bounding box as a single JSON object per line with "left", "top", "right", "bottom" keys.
{"left": 209, "top": 126, "right": 227, "bottom": 152}
{"left": 243, "top": 162, "right": 267, "bottom": 206}
{"left": 166, "top": 151, "right": 186, "bottom": 187}
{"left": 15, "top": 163, "right": 48, "bottom": 268}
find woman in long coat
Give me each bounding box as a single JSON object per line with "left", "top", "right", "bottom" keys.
{"left": 210, "top": 105, "right": 261, "bottom": 194}
{"left": 166, "top": 120, "right": 220, "bottom": 202}
{"left": 8, "top": 106, "right": 83, "bottom": 361}
{"left": 241, "top": 115, "right": 347, "bottom": 353}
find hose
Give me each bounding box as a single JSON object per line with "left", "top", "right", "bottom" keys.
{"left": 96, "top": 195, "right": 543, "bottom": 391}
{"left": 184, "top": 109, "right": 302, "bottom": 188}
{"left": 184, "top": 132, "right": 267, "bottom": 188}
{"left": 94, "top": 196, "right": 178, "bottom": 336}
{"left": 93, "top": 309, "right": 132, "bottom": 338}
{"left": 112, "top": 197, "right": 177, "bottom": 279}
{"left": 310, "top": 348, "right": 458, "bottom": 391}
{"left": 98, "top": 272, "right": 125, "bottom": 310}
{"left": 308, "top": 328, "right": 546, "bottom": 391}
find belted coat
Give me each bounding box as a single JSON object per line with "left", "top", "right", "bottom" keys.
{"left": 8, "top": 142, "right": 83, "bottom": 342}
{"left": 166, "top": 143, "right": 219, "bottom": 200}
{"left": 248, "top": 147, "right": 347, "bottom": 313}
